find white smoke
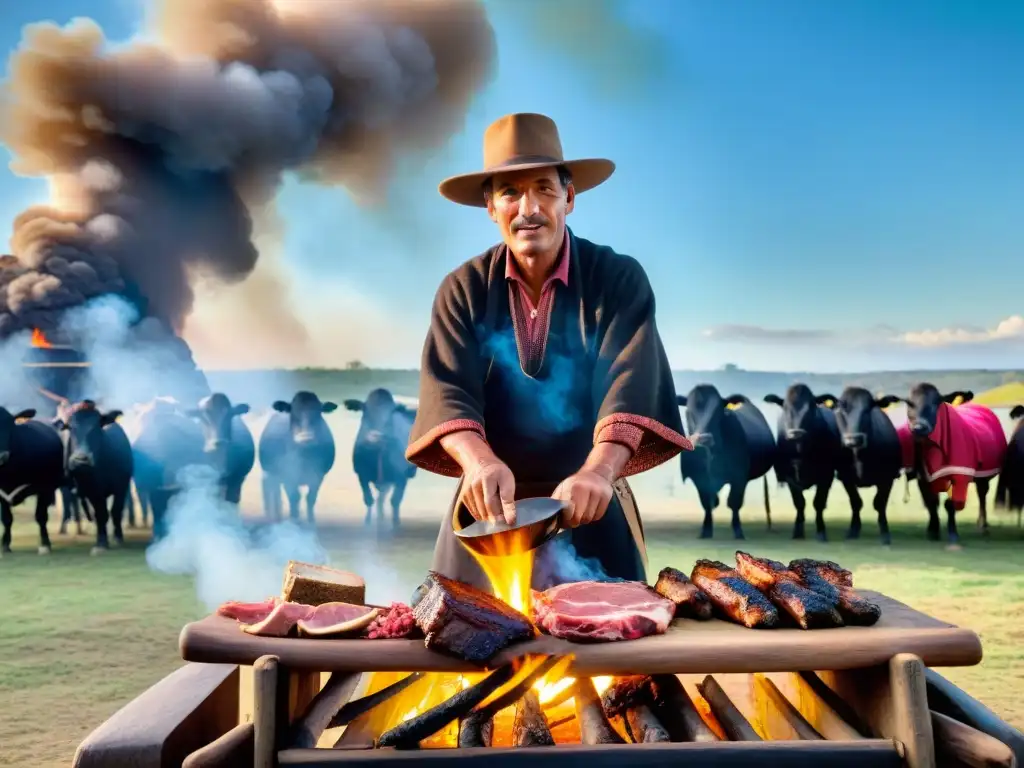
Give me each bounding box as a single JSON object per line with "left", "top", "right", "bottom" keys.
{"left": 533, "top": 532, "right": 622, "bottom": 590}
{"left": 146, "top": 464, "right": 329, "bottom": 610}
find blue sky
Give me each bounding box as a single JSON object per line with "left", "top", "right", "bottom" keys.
{"left": 1, "top": 0, "right": 1022, "bottom": 371}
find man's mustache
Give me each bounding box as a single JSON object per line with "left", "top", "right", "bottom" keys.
{"left": 512, "top": 216, "right": 549, "bottom": 231}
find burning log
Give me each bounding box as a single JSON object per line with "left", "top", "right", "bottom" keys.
{"left": 797, "top": 670, "right": 873, "bottom": 737}
{"left": 376, "top": 663, "right": 515, "bottom": 748}
{"left": 624, "top": 704, "right": 671, "bottom": 743}
{"left": 512, "top": 691, "right": 555, "bottom": 747}
{"left": 573, "top": 677, "right": 624, "bottom": 745}
{"left": 287, "top": 672, "right": 361, "bottom": 749}
{"left": 469, "top": 655, "right": 568, "bottom": 721}
{"left": 329, "top": 673, "right": 425, "bottom": 729}
{"left": 600, "top": 676, "right": 652, "bottom": 718}
{"left": 697, "top": 675, "right": 762, "bottom": 741}
{"left": 648, "top": 674, "right": 720, "bottom": 743}
{"left": 754, "top": 674, "right": 824, "bottom": 740}
{"left": 457, "top": 710, "right": 493, "bottom": 748}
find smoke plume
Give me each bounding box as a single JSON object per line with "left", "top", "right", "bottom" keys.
{"left": 0, "top": 0, "right": 496, "bottom": 339}
{"left": 533, "top": 532, "right": 621, "bottom": 591}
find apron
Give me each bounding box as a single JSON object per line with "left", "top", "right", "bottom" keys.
{"left": 429, "top": 261, "right": 648, "bottom": 594}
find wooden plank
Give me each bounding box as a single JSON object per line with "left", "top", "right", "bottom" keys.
{"left": 180, "top": 591, "right": 982, "bottom": 675}
{"left": 254, "top": 655, "right": 283, "bottom": 768}
{"left": 926, "top": 669, "right": 1024, "bottom": 766}
{"left": 932, "top": 710, "right": 1016, "bottom": 768}
{"left": 277, "top": 740, "right": 904, "bottom": 767}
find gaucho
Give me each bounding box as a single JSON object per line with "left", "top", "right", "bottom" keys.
{"left": 405, "top": 113, "right": 692, "bottom": 593}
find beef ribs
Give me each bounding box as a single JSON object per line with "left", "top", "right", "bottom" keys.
{"left": 530, "top": 581, "right": 676, "bottom": 642}
{"left": 690, "top": 560, "right": 780, "bottom": 629}
{"left": 654, "top": 567, "right": 714, "bottom": 620}
{"left": 735, "top": 552, "right": 843, "bottom": 630}
{"left": 789, "top": 558, "right": 881, "bottom": 626}
{"left": 412, "top": 571, "right": 534, "bottom": 663}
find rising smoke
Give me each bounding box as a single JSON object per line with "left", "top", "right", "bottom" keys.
{"left": 0, "top": 0, "right": 496, "bottom": 344}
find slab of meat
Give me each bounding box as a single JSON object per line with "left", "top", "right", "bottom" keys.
{"left": 735, "top": 552, "right": 842, "bottom": 630}
{"left": 241, "top": 601, "right": 316, "bottom": 636}
{"left": 297, "top": 603, "right": 379, "bottom": 637}
{"left": 789, "top": 558, "right": 881, "bottom": 626}
{"left": 217, "top": 597, "right": 280, "bottom": 624}
{"left": 530, "top": 581, "right": 676, "bottom": 642}
{"left": 412, "top": 571, "right": 534, "bottom": 663}
{"left": 654, "top": 567, "right": 713, "bottom": 620}
{"left": 690, "top": 560, "right": 780, "bottom": 629}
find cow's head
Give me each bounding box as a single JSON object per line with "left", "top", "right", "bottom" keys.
{"left": 1010, "top": 405, "right": 1024, "bottom": 421}
{"left": 53, "top": 400, "right": 122, "bottom": 469}
{"left": 273, "top": 391, "right": 337, "bottom": 444}
{"left": 187, "top": 393, "right": 249, "bottom": 454}
{"left": 676, "top": 385, "right": 744, "bottom": 451}
{"left": 0, "top": 406, "right": 35, "bottom": 467}
{"left": 345, "top": 389, "right": 409, "bottom": 445}
{"left": 826, "top": 386, "right": 900, "bottom": 450}
{"left": 902, "top": 383, "right": 973, "bottom": 439}
{"left": 763, "top": 384, "right": 831, "bottom": 448}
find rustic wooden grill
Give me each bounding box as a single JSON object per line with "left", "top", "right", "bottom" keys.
{"left": 69, "top": 589, "right": 1024, "bottom": 768}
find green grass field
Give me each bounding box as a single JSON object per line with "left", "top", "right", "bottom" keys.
{"left": 3, "top": 491, "right": 1024, "bottom": 768}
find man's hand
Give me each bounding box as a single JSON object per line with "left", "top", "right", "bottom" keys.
{"left": 552, "top": 466, "right": 614, "bottom": 528}
{"left": 440, "top": 430, "right": 517, "bottom": 525}
{"left": 459, "top": 457, "right": 517, "bottom": 524}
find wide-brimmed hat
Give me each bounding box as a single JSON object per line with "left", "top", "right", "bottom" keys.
{"left": 439, "top": 113, "right": 615, "bottom": 207}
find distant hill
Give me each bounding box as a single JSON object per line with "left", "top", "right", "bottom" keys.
{"left": 203, "top": 366, "right": 1024, "bottom": 409}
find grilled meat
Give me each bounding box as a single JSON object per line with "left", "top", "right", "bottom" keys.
{"left": 690, "top": 560, "right": 780, "bottom": 629}
{"left": 654, "top": 567, "right": 714, "bottom": 620}
{"left": 601, "top": 676, "right": 652, "bottom": 718}
{"left": 789, "top": 558, "right": 881, "bottom": 626}
{"left": 736, "top": 552, "right": 843, "bottom": 630}
{"left": 412, "top": 571, "right": 535, "bottom": 663}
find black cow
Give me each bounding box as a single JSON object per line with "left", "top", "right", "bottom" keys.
{"left": 54, "top": 401, "right": 134, "bottom": 553}
{"left": 763, "top": 384, "right": 844, "bottom": 541}
{"left": 819, "top": 387, "right": 904, "bottom": 545}
{"left": 902, "top": 386, "right": 982, "bottom": 546}
{"left": 994, "top": 405, "right": 1024, "bottom": 526}
{"left": 343, "top": 389, "right": 418, "bottom": 524}
{"left": 185, "top": 393, "right": 255, "bottom": 504}
{"left": 0, "top": 407, "right": 64, "bottom": 555}
{"left": 131, "top": 398, "right": 207, "bottom": 540}
{"left": 259, "top": 391, "right": 337, "bottom": 523}
{"left": 677, "top": 385, "right": 776, "bottom": 539}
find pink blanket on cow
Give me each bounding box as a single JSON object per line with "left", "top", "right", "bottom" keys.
{"left": 896, "top": 402, "right": 1006, "bottom": 510}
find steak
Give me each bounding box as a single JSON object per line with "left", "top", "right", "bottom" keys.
{"left": 735, "top": 551, "right": 843, "bottom": 630}
{"left": 218, "top": 597, "right": 280, "bottom": 624}
{"left": 241, "top": 601, "right": 316, "bottom": 636}
{"left": 690, "top": 560, "right": 780, "bottom": 629}
{"left": 530, "top": 580, "right": 676, "bottom": 642}
{"left": 412, "top": 571, "right": 534, "bottom": 663}
{"left": 789, "top": 558, "right": 881, "bottom": 626}
{"left": 297, "top": 603, "right": 379, "bottom": 637}
{"left": 217, "top": 598, "right": 377, "bottom": 637}
{"left": 654, "top": 567, "right": 713, "bottom": 620}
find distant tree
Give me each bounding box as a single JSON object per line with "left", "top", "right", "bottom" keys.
{"left": 345, "top": 360, "right": 368, "bottom": 371}
{"left": 721, "top": 363, "right": 740, "bottom": 373}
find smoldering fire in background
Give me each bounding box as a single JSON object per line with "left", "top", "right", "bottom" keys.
{"left": 0, "top": 0, "right": 497, "bottom": 606}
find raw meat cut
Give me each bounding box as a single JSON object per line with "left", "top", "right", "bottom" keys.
{"left": 413, "top": 571, "right": 534, "bottom": 663}
{"left": 297, "top": 602, "right": 379, "bottom": 637}
{"left": 530, "top": 580, "right": 675, "bottom": 642}
{"left": 240, "top": 601, "right": 315, "bottom": 636}
{"left": 217, "top": 597, "right": 280, "bottom": 624}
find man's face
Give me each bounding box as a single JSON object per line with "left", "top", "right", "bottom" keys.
{"left": 486, "top": 167, "right": 574, "bottom": 260}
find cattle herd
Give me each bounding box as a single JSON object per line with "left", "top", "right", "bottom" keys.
{"left": 0, "top": 387, "right": 418, "bottom": 556}
{"left": 1, "top": 379, "right": 1023, "bottom": 556}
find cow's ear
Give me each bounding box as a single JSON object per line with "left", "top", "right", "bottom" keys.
{"left": 942, "top": 390, "right": 972, "bottom": 405}
{"left": 676, "top": 395, "right": 687, "bottom": 407}
{"left": 343, "top": 399, "right": 364, "bottom": 412}
{"left": 763, "top": 394, "right": 783, "bottom": 407}
{"left": 232, "top": 404, "right": 250, "bottom": 416}
{"left": 875, "top": 395, "right": 901, "bottom": 410}
{"left": 321, "top": 401, "right": 338, "bottom": 413}
{"left": 815, "top": 394, "right": 837, "bottom": 409}
{"left": 101, "top": 410, "right": 123, "bottom": 425}
{"left": 724, "top": 394, "right": 745, "bottom": 410}
{"left": 272, "top": 401, "right": 291, "bottom": 413}
{"left": 14, "top": 408, "right": 36, "bottom": 422}
{"left": 1010, "top": 405, "right": 1024, "bottom": 420}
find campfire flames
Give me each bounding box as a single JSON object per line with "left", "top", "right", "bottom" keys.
{"left": 31, "top": 328, "right": 54, "bottom": 348}
{"left": 349, "top": 526, "right": 615, "bottom": 747}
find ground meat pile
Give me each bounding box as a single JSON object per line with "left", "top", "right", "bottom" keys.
{"left": 366, "top": 602, "right": 420, "bottom": 639}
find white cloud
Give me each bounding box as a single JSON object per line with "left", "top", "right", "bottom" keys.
{"left": 895, "top": 315, "right": 1024, "bottom": 347}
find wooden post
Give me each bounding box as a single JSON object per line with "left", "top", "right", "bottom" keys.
{"left": 889, "top": 653, "right": 936, "bottom": 768}
{"left": 253, "top": 655, "right": 285, "bottom": 768}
